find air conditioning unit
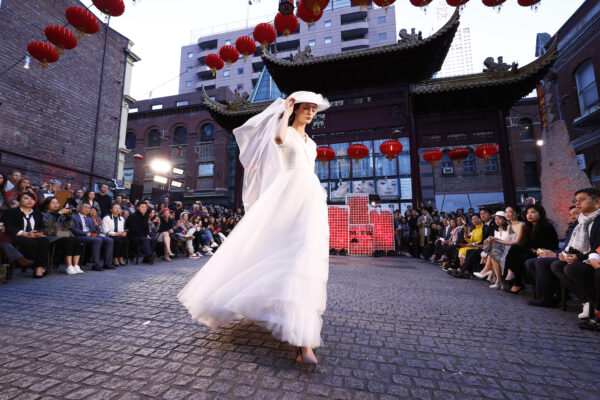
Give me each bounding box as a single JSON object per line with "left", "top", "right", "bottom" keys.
{"left": 442, "top": 167, "right": 454, "bottom": 175}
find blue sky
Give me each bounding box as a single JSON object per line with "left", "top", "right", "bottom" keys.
{"left": 81, "top": 0, "right": 585, "bottom": 100}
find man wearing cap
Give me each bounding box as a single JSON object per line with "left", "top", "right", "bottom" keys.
{"left": 36, "top": 179, "right": 61, "bottom": 200}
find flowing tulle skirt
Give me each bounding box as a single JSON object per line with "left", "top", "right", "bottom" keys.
{"left": 178, "top": 168, "right": 329, "bottom": 348}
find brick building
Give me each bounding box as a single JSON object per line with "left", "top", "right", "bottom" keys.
{"left": 125, "top": 89, "right": 235, "bottom": 204}
{"left": 0, "top": 0, "right": 137, "bottom": 189}
{"left": 541, "top": 0, "right": 600, "bottom": 189}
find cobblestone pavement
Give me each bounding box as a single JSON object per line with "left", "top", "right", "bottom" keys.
{"left": 1, "top": 255, "right": 599, "bottom": 400}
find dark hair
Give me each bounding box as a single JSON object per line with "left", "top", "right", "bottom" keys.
{"left": 569, "top": 205, "right": 577, "bottom": 210}
{"left": 574, "top": 188, "right": 600, "bottom": 200}
{"left": 83, "top": 190, "right": 95, "bottom": 201}
{"left": 135, "top": 201, "right": 147, "bottom": 209}
{"left": 287, "top": 103, "right": 301, "bottom": 126}
{"left": 523, "top": 204, "right": 551, "bottom": 240}
{"left": 494, "top": 215, "right": 508, "bottom": 231}
{"left": 17, "top": 192, "right": 36, "bottom": 202}
{"left": 0, "top": 173, "right": 6, "bottom": 198}
{"left": 41, "top": 196, "right": 59, "bottom": 212}
{"left": 479, "top": 208, "right": 492, "bottom": 215}
{"left": 505, "top": 205, "right": 522, "bottom": 220}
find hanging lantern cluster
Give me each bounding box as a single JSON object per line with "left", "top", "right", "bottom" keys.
{"left": 423, "top": 145, "right": 498, "bottom": 167}
{"left": 27, "top": 1, "right": 128, "bottom": 70}
{"left": 406, "top": 0, "right": 540, "bottom": 12}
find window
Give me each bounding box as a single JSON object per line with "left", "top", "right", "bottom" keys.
{"left": 308, "top": 24, "right": 316, "bottom": 31}
{"left": 147, "top": 129, "right": 161, "bottom": 148}
{"left": 378, "top": 16, "right": 386, "bottom": 24}
{"left": 324, "top": 20, "right": 332, "bottom": 28}
{"left": 198, "top": 163, "right": 214, "bottom": 176}
{"left": 524, "top": 162, "right": 540, "bottom": 187}
{"left": 223, "top": 70, "right": 230, "bottom": 77}
{"left": 575, "top": 60, "right": 599, "bottom": 114}
{"left": 176, "top": 100, "right": 189, "bottom": 107}
{"left": 237, "top": 67, "right": 244, "bottom": 75}
{"left": 187, "top": 52, "right": 194, "bottom": 58}
{"left": 225, "top": 39, "right": 231, "bottom": 45}
{"left": 485, "top": 154, "right": 499, "bottom": 173}
{"left": 351, "top": 141, "right": 373, "bottom": 178}
{"left": 186, "top": 66, "right": 192, "bottom": 72}
{"left": 151, "top": 104, "right": 163, "bottom": 110}
{"left": 200, "top": 123, "right": 215, "bottom": 142}
{"left": 308, "top": 39, "right": 316, "bottom": 47}
{"left": 173, "top": 126, "right": 187, "bottom": 145}
{"left": 325, "top": 37, "right": 332, "bottom": 45}
{"left": 462, "top": 150, "right": 476, "bottom": 174}
{"left": 125, "top": 132, "right": 136, "bottom": 150}
{"left": 128, "top": 107, "right": 138, "bottom": 113}
{"left": 378, "top": 33, "right": 387, "bottom": 41}
{"left": 236, "top": 83, "right": 243, "bottom": 90}
{"left": 519, "top": 118, "right": 534, "bottom": 140}
{"left": 185, "top": 81, "right": 192, "bottom": 87}
{"left": 123, "top": 168, "right": 134, "bottom": 182}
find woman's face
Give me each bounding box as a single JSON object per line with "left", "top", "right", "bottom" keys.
{"left": 294, "top": 103, "right": 317, "bottom": 124}
{"left": 450, "top": 220, "right": 457, "bottom": 228}
{"left": 235, "top": 217, "right": 240, "bottom": 222}
{"left": 20, "top": 180, "right": 30, "bottom": 190}
{"left": 526, "top": 208, "right": 540, "bottom": 223}
{"left": 569, "top": 208, "right": 580, "bottom": 223}
{"left": 20, "top": 194, "right": 35, "bottom": 208}
{"left": 182, "top": 214, "right": 188, "bottom": 221}
{"left": 49, "top": 198, "right": 60, "bottom": 211}
{"left": 377, "top": 179, "right": 397, "bottom": 196}
{"left": 494, "top": 216, "right": 506, "bottom": 227}
{"left": 90, "top": 208, "right": 97, "bottom": 217}
{"left": 505, "top": 207, "right": 515, "bottom": 220}
{"left": 355, "top": 181, "right": 374, "bottom": 194}
{"left": 112, "top": 205, "right": 121, "bottom": 216}
{"left": 123, "top": 210, "right": 129, "bottom": 219}
{"left": 88, "top": 192, "right": 95, "bottom": 200}
{"left": 148, "top": 210, "right": 155, "bottom": 219}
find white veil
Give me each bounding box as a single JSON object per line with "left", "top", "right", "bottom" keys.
{"left": 233, "top": 98, "right": 286, "bottom": 211}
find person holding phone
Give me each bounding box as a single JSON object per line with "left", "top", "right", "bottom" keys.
{"left": 1, "top": 192, "right": 50, "bottom": 278}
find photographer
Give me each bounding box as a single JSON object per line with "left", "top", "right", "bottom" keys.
{"left": 41, "top": 197, "right": 83, "bottom": 275}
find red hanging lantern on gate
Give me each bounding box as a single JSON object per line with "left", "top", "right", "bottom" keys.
{"left": 253, "top": 23, "right": 277, "bottom": 50}
{"left": 205, "top": 53, "right": 224, "bottom": 76}
{"left": 92, "top": 0, "right": 125, "bottom": 17}
{"left": 448, "top": 147, "right": 470, "bottom": 166}
{"left": 373, "top": 0, "right": 396, "bottom": 12}
{"left": 475, "top": 144, "right": 497, "bottom": 163}
{"left": 27, "top": 41, "right": 59, "bottom": 69}
{"left": 347, "top": 143, "right": 369, "bottom": 165}
{"left": 423, "top": 149, "right": 443, "bottom": 167}
{"left": 44, "top": 26, "right": 78, "bottom": 55}
{"left": 66, "top": 7, "right": 100, "bottom": 37}
{"left": 235, "top": 36, "right": 256, "bottom": 61}
{"left": 297, "top": 1, "right": 324, "bottom": 27}
{"left": 275, "top": 12, "right": 299, "bottom": 37}
{"left": 316, "top": 146, "right": 335, "bottom": 166}
{"left": 379, "top": 140, "right": 403, "bottom": 161}
{"left": 219, "top": 45, "right": 239, "bottom": 66}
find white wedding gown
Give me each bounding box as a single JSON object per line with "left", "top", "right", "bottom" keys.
{"left": 178, "top": 127, "right": 329, "bottom": 348}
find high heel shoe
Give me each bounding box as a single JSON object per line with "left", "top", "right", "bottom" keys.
{"left": 296, "top": 348, "right": 318, "bottom": 365}
{"left": 473, "top": 270, "right": 492, "bottom": 280}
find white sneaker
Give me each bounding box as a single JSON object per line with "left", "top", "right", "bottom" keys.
{"left": 74, "top": 265, "right": 84, "bottom": 274}
{"left": 195, "top": 252, "right": 203, "bottom": 257}
{"left": 202, "top": 245, "right": 211, "bottom": 252}
{"left": 579, "top": 302, "right": 590, "bottom": 319}
{"left": 489, "top": 284, "right": 500, "bottom": 289}
{"left": 66, "top": 266, "right": 77, "bottom": 275}
{"left": 204, "top": 250, "right": 214, "bottom": 256}
{"left": 210, "top": 242, "right": 219, "bottom": 248}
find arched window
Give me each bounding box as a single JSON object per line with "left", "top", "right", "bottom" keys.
{"left": 125, "top": 131, "right": 136, "bottom": 150}
{"left": 519, "top": 118, "right": 534, "bottom": 141}
{"left": 148, "top": 129, "right": 161, "bottom": 147}
{"left": 200, "top": 123, "right": 215, "bottom": 142}
{"left": 173, "top": 126, "right": 187, "bottom": 145}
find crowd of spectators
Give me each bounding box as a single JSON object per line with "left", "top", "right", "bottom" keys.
{"left": 393, "top": 189, "right": 600, "bottom": 332}
{"left": 0, "top": 171, "right": 244, "bottom": 278}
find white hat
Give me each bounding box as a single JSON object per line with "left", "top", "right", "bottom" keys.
{"left": 493, "top": 211, "right": 506, "bottom": 218}
{"left": 287, "top": 91, "right": 330, "bottom": 112}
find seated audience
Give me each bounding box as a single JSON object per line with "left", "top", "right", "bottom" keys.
{"left": 125, "top": 202, "right": 156, "bottom": 264}
{"left": 175, "top": 212, "right": 200, "bottom": 259}
{"left": 102, "top": 203, "right": 129, "bottom": 267}
{"left": 71, "top": 203, "right": 114, "bottom": 270}
{"left": 82, "top": 190, "right": 101, "bottom": 215}
{"left": 157, "top": 209, "right": 176, "bottom": 261}
{"left": 41, "top": 197, "right": 83, "bottom": 275}
{"left": 476, "top": 211, "right": 514, "bottom": 289}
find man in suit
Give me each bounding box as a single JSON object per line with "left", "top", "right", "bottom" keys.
{"left": 432, "top": 218, "right": 452, "bottom": 262}
{"left": 71, "top": 202, "right": 114, "bottom": 271}
{"left": 451, "top": 208, "right": 497, "bottom": 278}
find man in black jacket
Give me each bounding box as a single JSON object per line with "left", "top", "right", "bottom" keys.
{"left": 125, "top": 202, "right": 156, "bottom": 264}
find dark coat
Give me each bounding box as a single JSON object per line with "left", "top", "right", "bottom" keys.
{"left": 1, "top": 207, "right": 46, "bottom": 237}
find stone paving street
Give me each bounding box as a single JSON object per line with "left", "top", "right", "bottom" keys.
{"left": 1, "top": 255, "right": 599, "bottom": 400}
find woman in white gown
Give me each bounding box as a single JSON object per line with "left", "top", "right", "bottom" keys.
{"left": 178, "top": 91, "right": 330, "bottom": 365}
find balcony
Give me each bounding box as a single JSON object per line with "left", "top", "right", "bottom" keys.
{"left": 340, "top": 11, "right": 367, "bottom": 25}
{"left": 198, "top": 39, "right": 218, "bottom": 52}
{"left": 198, "top": 69, "right": 216, "bottom": 81}
{"left": 341, "top": 27, "right": 369, "bottom": 42}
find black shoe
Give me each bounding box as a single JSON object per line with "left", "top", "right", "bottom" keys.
{"left": 145, "top": 253, "right": 156, "bottom": 265}
{"left": 528, "top": 298, "right": 557, "bottom": 308}
{"left": 510, "top": 286, "right": 524, "bottom": 295}
{"left": 90, "top": 263, "right": 103, "bottom": 271}
{"left": 104, "top": 265, "right": 116, "bottom": 270}
{"left": 577, "top": 317, "right": 600, "bottom": 331}
{"left": 119, "top": 262, "right": 127, "bottom": 266}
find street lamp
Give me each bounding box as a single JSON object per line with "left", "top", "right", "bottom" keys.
{"left": 151, "top": 159, "right": 172, "bottom": 173}
{"left": 536, "top": 139, "right": 544, "bottom": 146}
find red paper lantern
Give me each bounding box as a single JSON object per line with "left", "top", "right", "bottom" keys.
{"left": 410, "top": 0, "right": 433, "bottom": 7}
{"left": 446, "top": 0, "right": 470, "bottom": 7}
{"left": 253, "top": 23, "right": 277, "bottom": 50}
{"left": 350, "top": 0, "right": 370, "bottom": 10}
{"left": 379, "top": 140, "right": 403, "bottom": 161}
{"left": 448, "top": 147, "right": 470, "bottom": 166}
{"left": 65, "top": 7, "right": 100, "bottom": 37}
{"left": 316, "top": 146, "right": 335, "bottom": 166}
{"left": 205, "top": 53, "right": 224, "bottom": 76}
{"left": 423, "top": 149, "right": 443, "bottom": 167}
{"left": 92, "top": 0, "right": 125, "bottom": 17}
{"left": 274, "top": 12, "right": 299, "bottom": 37}
{"left": 133, "top": 153, "right": 144, "bottom": 160}
{"left": 475, "top": 144, "right": 497, "bottom": 162}
{"left": 219, "top": 45, "right": 239, "bottom": 66}
{"left": 518, "top": 0, "right": 542, "bottom": 8}
{"left": 305, "top": 0, "right": 330, "bottom": 14}
{"left": 27, "top": 41, "right": 59, "bottom": 69}
{"left": 373, "top": 0, "right": 396, "bottom": 11}
{"left": 347, "top": 143, "right": 369, "bottom": 165}
{"left": 235, "top": 36, "right": 256, "bottom": 61}
{"left": 482, "top": 0, "right": 507, "bottom": 8}
{"left": 297, "top": 1, "right": 324, "bottom": 27}
{"left": 44, "top": 26, "right": 77, "bottom": 55}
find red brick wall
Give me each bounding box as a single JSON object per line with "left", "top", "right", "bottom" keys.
{"left": 0, "top": 0, "right": 129, "bottom": 189}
